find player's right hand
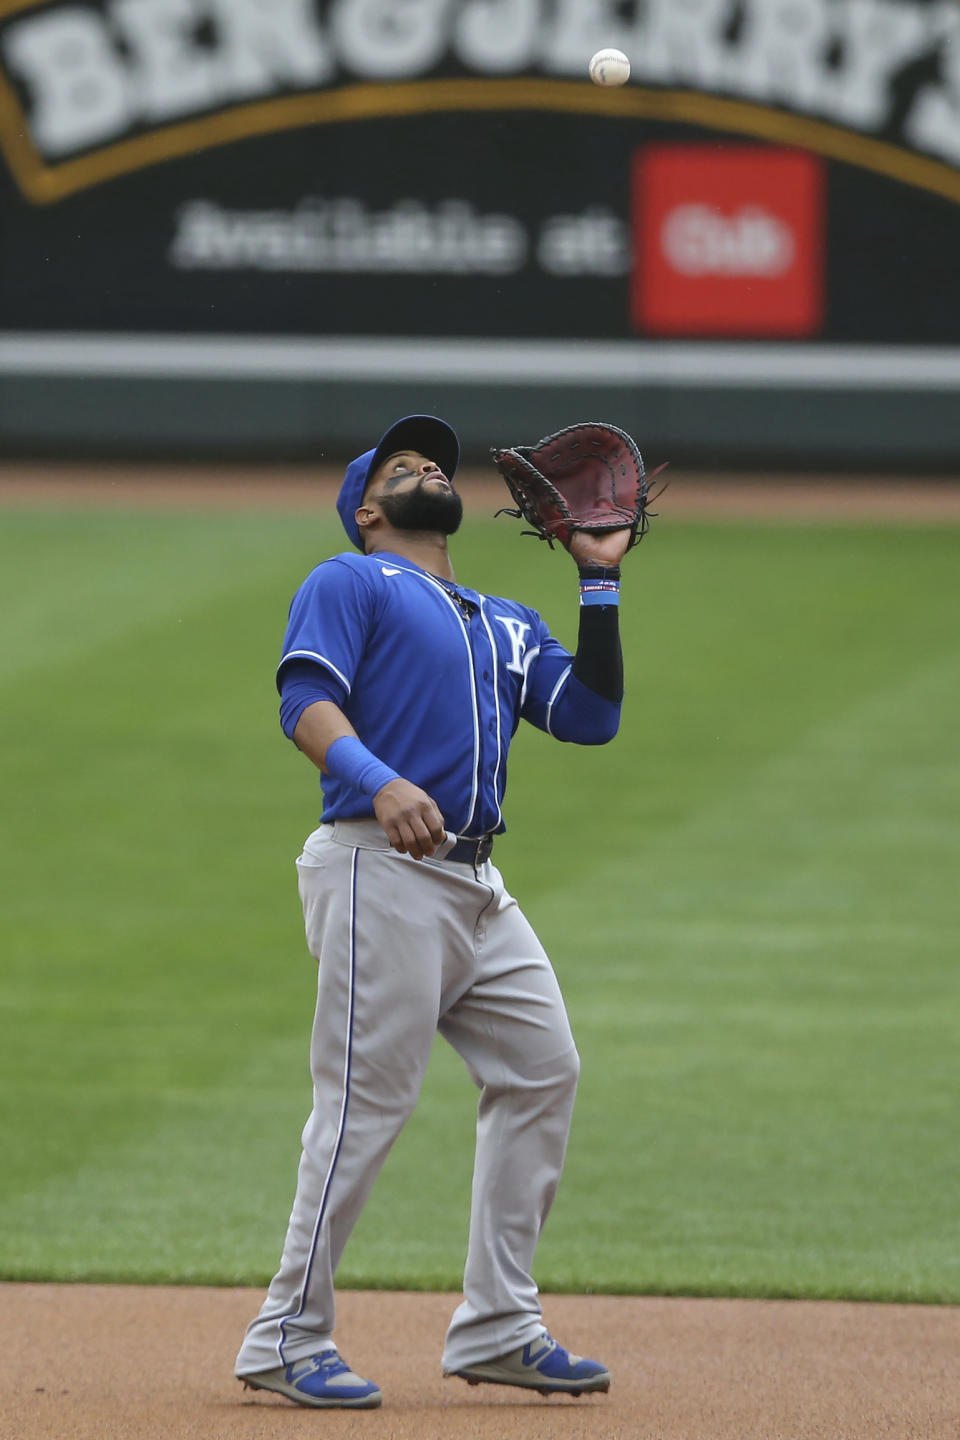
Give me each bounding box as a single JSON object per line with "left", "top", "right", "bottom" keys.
{"left": 373, "top": 779, "right": 446, "bottom": 860}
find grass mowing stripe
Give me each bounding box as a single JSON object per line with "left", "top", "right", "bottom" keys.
{"left": 492, "top": 521, "right": 960, "bottom": 898}
{"left": 0, "top": 509, "right": 323, "bottom": 683}
{"left": 0, "top": 524, "right": 326, "bottom": 1208}
{"left": 510, "top": 644, "right": 960, "bottom": 1299}
{"left": 0, "top": 1029, "right": 314, "bottom": 1285}
{"left": 1, "top": 512, "right": 958, "bottom": 1297}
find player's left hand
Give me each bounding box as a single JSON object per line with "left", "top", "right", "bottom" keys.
{"left": 569, "top": 528, "right": 633, "bottom": 568}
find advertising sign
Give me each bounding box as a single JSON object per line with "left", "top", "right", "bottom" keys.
{"left": 632, "top": 146, "right": 825, "bottom": 337}
{"left": 0, "top": 0, "right": 957, "bottom": 456}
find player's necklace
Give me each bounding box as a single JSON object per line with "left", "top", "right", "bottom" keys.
{"left": 436, "top": 577, "right": 474, "bottom": 620}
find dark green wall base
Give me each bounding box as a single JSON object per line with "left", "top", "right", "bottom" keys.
{"left": 1, "top": 376, "right": 957, "bottom": 470}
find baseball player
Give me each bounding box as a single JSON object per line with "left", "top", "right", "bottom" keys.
{"left": 235, "top": 414, "right": 634, "bottom": 1408}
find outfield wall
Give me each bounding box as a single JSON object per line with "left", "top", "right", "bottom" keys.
{"left": 0, "top": 353, "right": 958, "bottom": 468}
{"left": 0, "top": 0, "right": 958, "bottom": 466}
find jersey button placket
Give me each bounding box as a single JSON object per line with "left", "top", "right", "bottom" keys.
{"left": 468, "top": 618, "right": 495, "bottom": 834}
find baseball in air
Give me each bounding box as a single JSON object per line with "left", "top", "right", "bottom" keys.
{"left": 588, "top": 48, "right": 630, "bottom": 87}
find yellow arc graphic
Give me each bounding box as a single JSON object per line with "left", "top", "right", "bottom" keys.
{"left": 0, "top": 77, "right": 958, "bottom": 207}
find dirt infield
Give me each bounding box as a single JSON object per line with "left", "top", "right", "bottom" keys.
{"left": 3, "top": 1284, "right": 958, "bottom": 1440}
{"left": 1, "top": 462, "right": 960, "bottom": 522}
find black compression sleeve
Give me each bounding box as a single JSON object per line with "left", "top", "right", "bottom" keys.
{"left": 571, "top": 566, "right": 623, "bottom": 703}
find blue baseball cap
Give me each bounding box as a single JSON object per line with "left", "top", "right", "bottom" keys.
{"left": 336, "top": 414, "right": 461, "bottom": 549}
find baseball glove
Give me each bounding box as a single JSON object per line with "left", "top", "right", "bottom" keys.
{"left": 491, "top": 421, "right": 660, "bottom": 552}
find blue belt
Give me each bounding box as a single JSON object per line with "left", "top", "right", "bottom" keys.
{"left": 445, "top": 835, "right": 494, "bottom": 866}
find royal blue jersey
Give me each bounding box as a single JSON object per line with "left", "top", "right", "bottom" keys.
{"left": 277, "top": 550, "right": 587, "bottom": 836}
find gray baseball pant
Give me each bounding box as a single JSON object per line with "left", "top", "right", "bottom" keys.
{"left": 235, "top": 819, "right": 580, "bottom": 1377}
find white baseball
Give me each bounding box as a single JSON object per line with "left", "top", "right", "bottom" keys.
{"left": 588, "top": 48, "right": 630, "bottom": 87}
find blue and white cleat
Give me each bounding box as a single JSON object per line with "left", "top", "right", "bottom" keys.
{"left": 449, "top": 1331, "right": 610, "bottom": 1396}
{"left": 240, "top": 1349, "right": 382, "bottom": 1408}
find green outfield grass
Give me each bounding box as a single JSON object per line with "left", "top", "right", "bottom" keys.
{"left": 1, "top": 497, "right": 958, "bottom": 1302}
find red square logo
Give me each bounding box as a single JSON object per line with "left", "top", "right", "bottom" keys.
{"left": 632, "top": 145, "right": 825, "bottom": 337}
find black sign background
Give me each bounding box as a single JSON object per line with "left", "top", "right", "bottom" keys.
{"left": 1, "top": 105, "right": 958, "bottom": 344}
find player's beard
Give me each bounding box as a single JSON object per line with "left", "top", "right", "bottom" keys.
{"left": 378, "top": 479, "right": 463, "bottom": 536}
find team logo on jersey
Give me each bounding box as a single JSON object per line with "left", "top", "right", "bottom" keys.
{"left": 493, "top": 615, "right": 531, "bottom": 675}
